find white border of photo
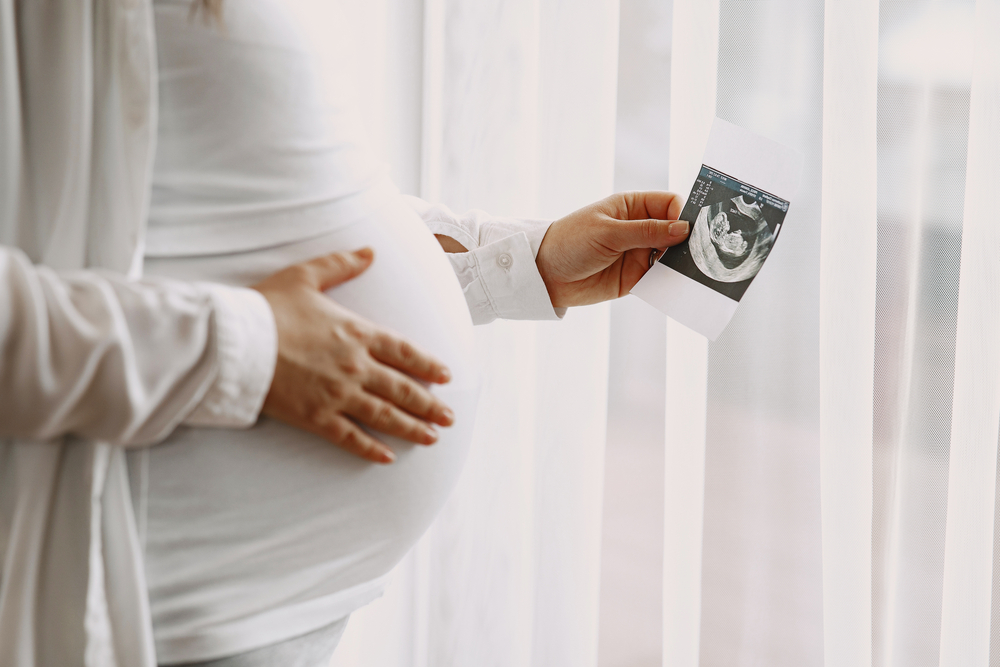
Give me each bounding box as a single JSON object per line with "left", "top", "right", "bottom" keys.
{"left": 630, "top": 117, "right": 802, "bottom": 340}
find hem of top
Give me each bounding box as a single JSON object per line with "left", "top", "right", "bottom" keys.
{"left": 153, "top": 573, "right": 391, "bottom": 665}
{"left": 144, "top": 184, "right": 397, "bottom": 258}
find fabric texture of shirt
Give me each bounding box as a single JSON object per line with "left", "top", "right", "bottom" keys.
{"left": 409, "top": 196, "right": 565, "bottom": 323}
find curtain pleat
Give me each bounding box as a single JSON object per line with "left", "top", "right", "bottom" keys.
{"left": 660, "top": 2, "right": 717, "bottom": 667}
{"left": 423, "top": 2, "right": 543, "bottom": 662}
{"left": 938, "top": 0, "right": 1000, "bottom": 663}
{"left": 530, "top": 1, "right": 618, "bottom": 664}
{"left": 697, "top": 2, "right": 826, "bottom": 664}
{"left": 870, "top": 3, "right": 973, "bottom": 664}
{"left": 325, "top": 1, "right": 617, "bottom": 665}
{"left": 819, "top": 1, "right": 880, "bottom": 666}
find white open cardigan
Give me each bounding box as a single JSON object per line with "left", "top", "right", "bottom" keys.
{"left": 0, "top": 3, "right": 560, "bottom": 665}
{"left": 0, "top": 2, "right": 280, "bottom": 665}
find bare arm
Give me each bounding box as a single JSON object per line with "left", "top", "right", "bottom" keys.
{"left": 434, "top": 234, "right": 469, "bottom": 253}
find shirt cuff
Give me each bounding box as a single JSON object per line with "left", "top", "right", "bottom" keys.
{"left": 183, "top": 284, "right": 277, "bottom": 428}
{"left": 448, "top": 232, "right": 563, "bottom": 325}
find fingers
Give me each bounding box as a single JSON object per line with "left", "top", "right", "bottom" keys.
{"left": 301, "top": 248, "right": 375, "bottom": 290}
{"left": 596, "top": 191, "right": 688, "bottom": 252}
{"left": 315, "top": 413, "right": 397, "bottom": 464}
{"left": 368, "top": 329, "right": 451, "bottom": 384}
{"left": 256, "top": 248, "right": 454, "bottom": 465}
{"left": 606, "top": 218, "right": 690, "bottom": 253}
{"left": 346, "top": 394, "right": 439, "bottom": 446}
{"left": 619, "top": 191, "right": 684, "bottom": 222}
{"left": 364, "top": 365, "right": 454, "bottom": 426}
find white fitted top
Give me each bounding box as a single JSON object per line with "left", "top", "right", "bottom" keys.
{"left": 135, "top": 2, "right": 480, "bottom": 662}
{"left": 145, "top": 0, "right": 385, "bottom": 258}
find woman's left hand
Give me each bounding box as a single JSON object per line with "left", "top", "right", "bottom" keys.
{"left": 535, "top": 191, "right": 688, "bottom": 308}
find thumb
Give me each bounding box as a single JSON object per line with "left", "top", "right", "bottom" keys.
{"left": 607, "top": 218, "right": 690, "bottom": 252}
{"left": 304, "top": 248, "right": 375, "bottom": 291}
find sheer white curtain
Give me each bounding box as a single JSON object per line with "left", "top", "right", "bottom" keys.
{"left": 662, "top": 0, "right": 1000, "bottom": 666}
{"left": 659, "top": 1, "right": 827, "bottom": 665}
{"left": 285, "top": 0, "right": 1000, "bottom": 664}
{"left": 823, "top": 0, "right": 1000, "bottom": 665}
{"left": 284, "top": 1, "right": 619, "bottom": 666}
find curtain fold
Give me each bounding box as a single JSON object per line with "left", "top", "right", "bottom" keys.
{"left": 660, "top": 2, "right": 717, "bottom": 666}
{"left": 421, "top": 2, "right": 543, "bottom": 663}
{"left": 938, "top": 0, "right": 1000, "bottom": 663}
{"left": 325, "top": 1, "right": 617, "bottom": 665}
{"left": 529, "top": 2, "right": 618, "bottom": 664}
{"left": 818, "top": 1, "right": 880, "bottom": 666}
{"left": 697, "top": 2, "right": 826, "bottom": 665}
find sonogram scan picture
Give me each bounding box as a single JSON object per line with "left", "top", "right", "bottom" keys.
{"left": 632, "top": 121, "right": 801, "bottom": 339}
{"left": 690, "top": 194, "right": 773, "bottom": 283}
{"left": 655, "top": 165, "right": 790, "bottom": 302}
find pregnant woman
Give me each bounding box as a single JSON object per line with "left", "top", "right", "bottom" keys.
{"left": 0, "top": 1, "right": 688, "bottom": 666}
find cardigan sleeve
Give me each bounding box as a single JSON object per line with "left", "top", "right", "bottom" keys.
{"left": 405, "top": 196, "right": 566, "bottom": 325}
{"left": 0, "top": 244, "right": 277, "bottom": 446}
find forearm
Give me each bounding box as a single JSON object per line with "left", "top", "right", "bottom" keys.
{"left": 427, "top": 190, "right": 690, "bottom": 311}
{"left": 0, "top": 245, "right": 275, "bottom": 446}
{"left": 410, "top": 197, "right": 562, "bottom": 324}
{"left": 434, "top": 234, "right": 468, "bottom": 253}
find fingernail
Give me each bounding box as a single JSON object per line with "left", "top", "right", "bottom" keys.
{"left": 380, "top": 449, "right": 396, "bottom": 464}
{"left": 437, "top": 367, "right": 452, "bottom": 383}
{"left": 424, "top": 427, "right": 438, "bottom": 444}
{"left": 354, "top": 247, "right": 374, "bottom": 260}
{"left": 669, "top": 221, "right": 690, "bottom": 237}
{"left": 441, "top": 408, "right": 455, "bottom": 425}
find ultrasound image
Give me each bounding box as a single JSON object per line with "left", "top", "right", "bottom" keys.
{"left": 660, "top": 166, "right": 789, "bottom": 301}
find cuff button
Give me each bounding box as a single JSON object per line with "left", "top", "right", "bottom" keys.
{"left": 497, "top": 252, "right": 513, "bottom": 269}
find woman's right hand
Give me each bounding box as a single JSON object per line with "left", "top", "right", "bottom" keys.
{"left": 252, "top": 248, "right": 454, "bottom": 464}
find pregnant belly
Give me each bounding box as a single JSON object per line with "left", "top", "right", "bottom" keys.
{"left": 136, "top": 188, "right": 480, "bottom": 663}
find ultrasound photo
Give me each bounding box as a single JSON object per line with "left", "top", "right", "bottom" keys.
{"left": 659, "top": 165, "right": 790, "bottom": 301}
